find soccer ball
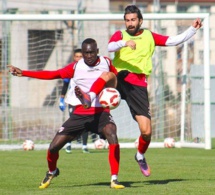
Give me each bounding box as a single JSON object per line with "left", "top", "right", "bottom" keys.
{"left": 164, "top": 137, "right": 175, "bottom": 148}
{"left": 99, "top": 88, "right": 121, "bottom": 110}
{"left": 22, "top": 139, "right": 34, "bottom": 151}
{"left": 94, "top": 139, "right": 106, "bottom": 149}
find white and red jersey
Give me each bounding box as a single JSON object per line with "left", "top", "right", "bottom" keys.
{"left": 65, "top": 56, "right": 114, "bottom": 108}
{"left": 22, "top": 56, "right": 117, "bottom": 115}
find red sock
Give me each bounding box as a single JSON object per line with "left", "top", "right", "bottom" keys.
{"left": 90, "top": 78, "right": 106, "bottom": 95}
{"left": 47, "top": 149, "right": 59, "bottom": 172}
{"left": 138, "top": 136, "right": 150, "bottom": 154}
{"left": 109, "top": 144, "right": 120, "bottom": 175}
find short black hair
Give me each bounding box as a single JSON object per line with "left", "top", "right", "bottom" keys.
{"left": 74, "top": 49, "right": 81, "bottom": 54}
{"left": 82, "top": 38, "right": 97, "bottom": 47}
{"left": 124, "top": 5, "right": 143, "bottom": 20}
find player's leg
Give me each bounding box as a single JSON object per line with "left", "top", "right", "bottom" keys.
{"left": 65, "top": 105, "right": 73, "bottom": 153}
{"left": 39, "top": 114, "right": 82, "bottom": 189}
{"left": 39, "top": 134, "right": 73, "bottom": 189}
{"left": 82, "top": 131, "right": 90, "bottom": 153}
{"left": 91, "top": 132, "right": 97, "bottom": 142}
{"left": 117, "top": 76, "right": 151, "bottom": 177}
{"left": 75, "top": 72, "right": 117, "bottom": 109}
{"left": 65, "top": 141, "right": 72, "bottom": 153}
{"left": 101, "top": 119, "right": 124, "bottom": 189}
{"left": 135, "top": 115, "right": 151, "bottom": 177}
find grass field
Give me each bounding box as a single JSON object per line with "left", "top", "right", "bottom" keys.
{"left": 0, "top": 147, "right": 215, "bottom": 195}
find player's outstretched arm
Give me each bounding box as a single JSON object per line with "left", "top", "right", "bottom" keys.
{"left": 8, "top": 65, "right": 23, "bottom": 77}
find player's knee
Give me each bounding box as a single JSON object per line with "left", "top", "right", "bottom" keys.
{"left": 141, "top": 133, "right": 151, "bottom": 141}
{"left": 100, "top": 72, "right": 117, "bottom": 87}
{"left": 49, "top": 145, "right": 59, "bottom": 153}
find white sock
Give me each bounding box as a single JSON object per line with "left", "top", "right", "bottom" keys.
{"left": 111, "top": 175, "right": 117, "bottom": 181}
{"left": 88, "top": 92, "right": 96, "bottom": 101}
{"left": 82, "top": 145, "right": 87, "bottom": 149}
{"left": 49, "top": 169, "right": 57, "bottom": 175}
{"left": 66, "top": 142, "right": 71, "bottom": 147}
{"left": 136, "top": 151, "right": 145, "bottom": 161}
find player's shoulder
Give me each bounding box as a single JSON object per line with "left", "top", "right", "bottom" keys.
{"left": 114, "top": 30, "right": 123, "bottom": 37}
{"left": 65, "top": 61, "right": 77, "bottom": 67}
{"left": 102, "top": 56, "right": 112, "bottom": 62}
{"left": 99, "top": 56, "right": 112, "bottom": 66}
{"left": 102, "top": 56, "right": 111, "bottom": 60}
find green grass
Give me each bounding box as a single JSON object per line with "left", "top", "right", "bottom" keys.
{"left": 0, "top": 148, "right": 215, "bottom": 195}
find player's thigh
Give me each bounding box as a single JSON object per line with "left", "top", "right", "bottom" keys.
{"left": 58, "top": 114, "right": 88, "bottom": 140}
{"left": 124, "top": 84, "right": 151, "bottom": 120}
{"left": 90, "top": 112, "right": 116, "bottom": 139}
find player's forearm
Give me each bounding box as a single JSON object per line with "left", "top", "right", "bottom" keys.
{"left": 61, "top": 81, "right": 69, "bottom": 95}
{"left": 165, "top": 26, "right": 197, "bottom": 46}
{"left": 22, "top": 70, "right": 61, "bottom": 79}
{"left": 108, "top": 40, "right": 126, "bottom": 52}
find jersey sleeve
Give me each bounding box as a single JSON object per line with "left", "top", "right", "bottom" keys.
{"left": 22, "top": 70, "right": 62, "bottom": 79}
{"left": 108, "top": 30, "right": 126, "bottom": 52}
{"left": 58, "top": 62, "right": 75, "bottom": 78}
{"left": 22, "top": 62, "right": 76, "bottom": 79}
{"left": 152, "top": 26, "right": 197, "bottom": 46}
{"left": 165, "top": 26, "right": 197, "bottom": 46}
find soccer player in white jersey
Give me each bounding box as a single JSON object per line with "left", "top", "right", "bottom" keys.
{"left": 8, "top": 38, "right": 125, "bottom": 189}
{"left": 59, "top": 48, "right": 96, "bottom": 154}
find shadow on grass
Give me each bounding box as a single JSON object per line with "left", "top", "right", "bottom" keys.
{"left": 144, "top": 179, "right": 184, "bottom": 185}
{"left": 59, "top": 179, "right": 184, "bottom": 188}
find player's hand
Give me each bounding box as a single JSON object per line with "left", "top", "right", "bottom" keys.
{"left": 8, "top": 65, "right": 23, "bottom": 77}
{"left": 59, "top": 97, "right": 66, "bottom": 111}
{"left": 125, "top": 40, "right": 136, "bottom": 50}
{"left": 192, "top": 18, "right": 202, "bottom": 30}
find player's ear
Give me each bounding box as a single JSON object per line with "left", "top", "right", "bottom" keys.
{"left": 97, "top": 48, "right": 99, "bottom": 54}
{"left": 140, "top": 19, "right": 143, "bottom": 26}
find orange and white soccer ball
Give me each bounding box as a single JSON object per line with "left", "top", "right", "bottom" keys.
{"left": 23, "top": 139, "right": 34, "bottom": 151}
{"left": 99, "top": 88, "right": 121, "bottom": 110}
{"left": 164, "top": 137, "right": 175, "bottom": 148}
{"left": 94, "top": 139, "right": 106, "bottom": 149}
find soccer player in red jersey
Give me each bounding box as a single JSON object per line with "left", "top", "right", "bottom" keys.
{"left": 107, "top": 5, "right": 202, "bottom": 177}
{"left": 8, "top": 38, "right": 125, "bottom": 189}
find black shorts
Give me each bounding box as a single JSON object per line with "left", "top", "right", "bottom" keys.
{"left": 57, "top": 112, "right": 116, "bottom": 139}
{"left": 117, "top": 72, "right": 151, "bottom": 120}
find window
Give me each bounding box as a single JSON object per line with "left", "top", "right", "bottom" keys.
{"left": 28, "top": 30, "right": 62, "bottom": 70}
{"left": 118, "top": 5, "right": 123, "bottom": 12}
{"left": 177, "top": 5, "right": 188, "bottom": 13}
{"left": 200, "top": 6, "right": 210, "bottom": 13}
{"left": 136, "top": 5, "right": 147, "bottom": 13}
{"left": 160, "top": 5, "right": 167, "bottom": 13}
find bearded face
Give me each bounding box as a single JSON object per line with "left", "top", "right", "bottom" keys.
{"left": 125, "top": 13, "right": 143, "bottom": 36}
{"left": 126, "top": 22, "right": 142, "bottom": 35}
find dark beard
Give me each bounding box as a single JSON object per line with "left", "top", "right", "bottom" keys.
{"left": 126, "top": 24, "right": 141, "bottom": 36}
